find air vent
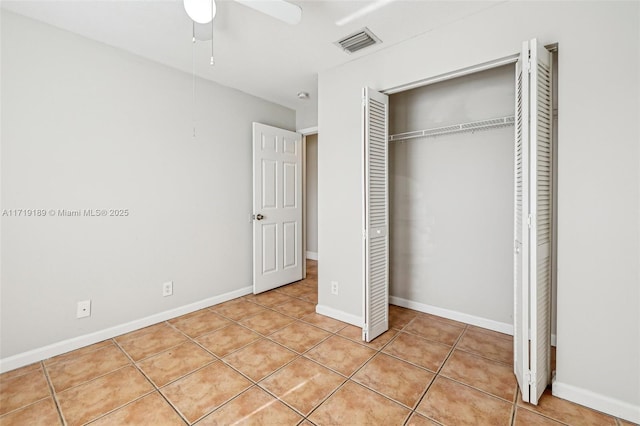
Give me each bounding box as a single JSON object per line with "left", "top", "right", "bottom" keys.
{"left": 335, "top": 27, "right": 381, "bottom": 54}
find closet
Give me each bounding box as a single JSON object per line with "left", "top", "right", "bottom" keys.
{"left": 388, "top": 65, "right": 516, "bottom": 328}
{"left": 362, "top": 39, "right": 556, "bottom": 405}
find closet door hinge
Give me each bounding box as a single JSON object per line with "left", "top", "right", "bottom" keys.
{"left": 526, "top": 59, "right": 532, "bottom": 74}
{"left": 525, "top": 370, "right": 535, "bottom": 385}
{"left": 527, "top": 214, "right": 535, "bottom": 229}
{"left": 362, "top": 323, "right": 368, "bottom": 341}
{"left": 363, "top": 229, "right": 368, "bottom": 239}
{"left": 362, "top": 96, "right": 367, "bottom": 107}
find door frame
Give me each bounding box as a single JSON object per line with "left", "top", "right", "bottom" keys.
{"left": 375, "top": 46, "right": 558, "bottom": 394}
{"left": 298, "top": 126, "right": 318, "bottom": 279}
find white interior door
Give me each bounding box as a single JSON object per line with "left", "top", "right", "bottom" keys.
{"left": 253, "top": 123, "right": 303, "bottom": 294}
{"left": 362, "top": 87, "right": 389, "bottom": 342}
{"left": 514, "top": 38, "right": 553, "bottom": 405}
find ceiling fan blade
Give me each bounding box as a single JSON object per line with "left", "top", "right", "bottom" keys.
{"left": 234, "top": 0, "right": 302, "bottom": 25}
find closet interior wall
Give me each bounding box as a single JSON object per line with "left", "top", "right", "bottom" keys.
{"left": 389, "top": 64, "right": 521, "bottom": 328}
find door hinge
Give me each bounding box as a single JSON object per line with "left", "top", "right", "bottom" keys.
{"left": 362, "top": 96, "right": 367, "bottom": 107}
{"left": 362, "top": 323, "right": 368, "bottom": 341}
{"left": 363, "top": 229, "right": 368, "bottom": 239}
{"left": 526, "top": 59, "right": 532, "bottom": 74}
{"left": 524, "top": 370, "right": 536, "bottom": 385}
{"left": 527, "top": 214, "right": 535, "bottom": 229}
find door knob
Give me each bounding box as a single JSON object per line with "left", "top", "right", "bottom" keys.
{"left": 255, "top": 214, "right": 264, "bottom": 220}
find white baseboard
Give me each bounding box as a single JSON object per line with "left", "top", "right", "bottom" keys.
{"left": 390, "top": 296, "right": 557, "bottom": 346}
{"left": 0, "top": 286, "right": 253, "bottom": 374}
{"left": 390, "top": 296, "right": 513, "bottom": 335}
{"left": 306, "top": 251, "right": 318, "bottom": 261}
{"left": 553, "top": 380, "right": 640, "bottom": 424}
{"left": 315, "top": 304, "right": 362, "bottom": 327}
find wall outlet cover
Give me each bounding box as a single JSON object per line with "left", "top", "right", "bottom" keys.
{"left": 163, "top": 281, "right": 173, "bottom": 297}
{"left": 77, "top": 300, "right": 91, "bottom": 318}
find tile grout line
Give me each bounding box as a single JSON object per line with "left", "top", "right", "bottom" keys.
{"left": 62, "top": 367, "right": 157, "bottom": 425}
{"left": 510, "top": 381, "right": 520, "bottom": 426}
{"left": 40, "top": 361, "right": 67, "bottom": 426}
{"left": 174, "top": 324, "right": 261, "bottom": 397}
{"left": 111, "top": 334, "right": 191, "bottom": 426}
{"left": 193, "top": 323, "right": 262, "bottom": 359}
{"left": 388, "top": 319, "right": 442, "bottom": 426}
{"left": 188, "top": 385, "right": 259, "bottom": 425}
{"left": 303, "top": 378, "right": 352, "bottom": 422}
{"left": 43, "top": 340, "right": 113, "bottom": 369}
{"left": 307, "top": 317, "right": 428, "bottom": 424}
{"left": 192, "top": 308, "right": 336, "bottom": 423}
{"left": 408, "top": 323, "right": 469, "bottom": 422}
{"left": 266, "top": 327, "right": 334, "bottom": 359}
{"left": 258, "top": 309, "right": 361, "bottom": 425}
{"left": 452, "top": 343, "right": 514, "bottom": 367}
{"left": 509, "top": 394, "right": 517, "bottom": 426}
{"left": 186, "top": 288, "right": 324, "bottom": 423}
{"left": 46, "top": 348, "right": 157, "bottom": 425}
{"left": 255, "top": 380, "right": 311, "bottom": 420}
{"left": 516, "top": 403, "right": 576, "bottom": 426}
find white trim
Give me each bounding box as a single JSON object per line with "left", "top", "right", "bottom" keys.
{"left": 306, "top": 251, "right": 318, "bottom": 261}
{"left": 297, "top": 126, "right": 318, "bottom": 135}
{"left": 552, "top": 380, "right": 640, "bottom": 424}
{"left": 390, "top": 296, "right": 513, "bottom": 335}
{"left": 302, "top": 133, "right": 307, "bottom": 279}
{"left": 315, "top": 304, "right": 362, "bottom": 327}
{"left": 383, "top": 54, "right": 519, "bottom": 95}
{"left": 389, "top": 296, "right": 557, "bottom": 346}
{"left": 0, "top": 286, "right": 252, "bottom": 373}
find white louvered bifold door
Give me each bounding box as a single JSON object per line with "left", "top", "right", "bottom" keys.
{"left": 513, "top": 41, "right": 531, "bottom": 404}
{"left": 363, "top": 87, "right": 389, "bottom": 343}
{"left": 529, "top": 38, "right": 553, "bottom": 405}
{"left": 514, "top": 38, "right": 553, "bottom": 405}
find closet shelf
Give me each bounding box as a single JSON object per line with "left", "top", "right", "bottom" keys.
{"left": 389, "top": 115, "right": 515, "bottom": 142}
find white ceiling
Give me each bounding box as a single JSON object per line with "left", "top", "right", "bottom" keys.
{"left": 1, "top": 0, "right": 502, "bottom": 125}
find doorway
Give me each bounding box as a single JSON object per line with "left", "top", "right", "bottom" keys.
{"left": 305, "top": 133, "right": 319, "bottom": 263}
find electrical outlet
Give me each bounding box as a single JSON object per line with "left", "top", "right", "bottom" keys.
{"left": 331, "top": 281, "right": 339, "bottom": 295}
{"left": 163, "top": 281, "right": 173, "bottom": 297}
{"left": 77, "top": 300, "right": 91, "bottom": 318}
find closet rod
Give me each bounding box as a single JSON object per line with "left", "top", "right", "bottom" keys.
{"left": 389, "top": 115, "right": 515, "bottom": 142}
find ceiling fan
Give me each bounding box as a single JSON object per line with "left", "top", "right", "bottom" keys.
{"left": 183, "top": 0, "right": 302, "bottom": 25}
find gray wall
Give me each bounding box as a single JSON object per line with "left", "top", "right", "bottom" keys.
{"left": 1, "top": 11, "right": 295, "bottom": 360}
{"left": 317, "top": 0, "right": 639, "bottom": 419}
{"left": 389, "top": 65, "right": 515, "bottom": 326}
{"left": 305, "top": 134, "right": 318, "bottom": 255}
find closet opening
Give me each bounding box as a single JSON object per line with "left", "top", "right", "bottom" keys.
{"left": 381, "top": 49, "right": 558, "bottom": 385}
{"left": 388, "top": 64, "right": 518, "bottom": 333}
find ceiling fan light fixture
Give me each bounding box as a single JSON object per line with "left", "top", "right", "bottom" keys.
{"left": 184, "top": 0, "right": 217, "bottom": 24}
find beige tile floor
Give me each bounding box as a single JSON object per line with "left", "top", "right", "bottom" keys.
{"left": 0, "top": 260, "right": 634, "bottom": 425}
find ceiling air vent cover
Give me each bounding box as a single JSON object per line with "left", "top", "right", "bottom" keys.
{"left": 335, "top": 27, "right": 381, "bottom": 54}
